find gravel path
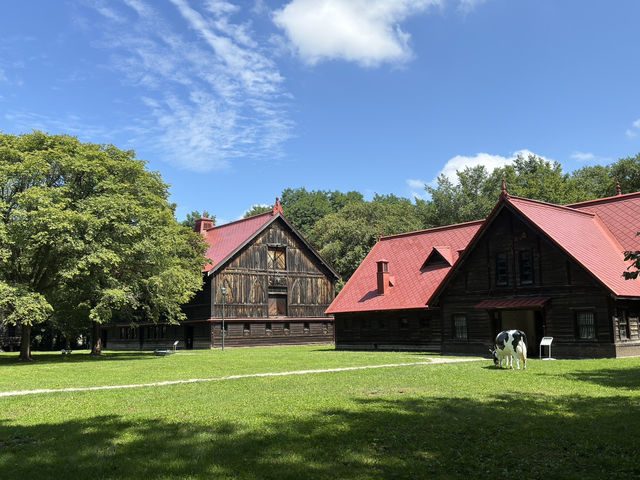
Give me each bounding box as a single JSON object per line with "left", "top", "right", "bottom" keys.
{"left": 0, "top": 356, "right": 483, "bottom": 398}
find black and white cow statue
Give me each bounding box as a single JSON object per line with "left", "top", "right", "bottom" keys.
{"left": 491, "top": 330, "right": 527, "bottom": 370}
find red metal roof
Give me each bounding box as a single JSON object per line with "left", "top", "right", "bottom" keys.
{"left": 506, "top": 195, "right": 640, "bottom": 297}
{"left": 566, "top": 192, "right": 640, "bottom": 252}
{"left": 201, "top": 212, "right": 274, "bottom": 273}
{"left": 474, "top": 297, "right": 550, "bottom": 309}
{"left": 325, "top": 221, "right": 483, "bottom": 314}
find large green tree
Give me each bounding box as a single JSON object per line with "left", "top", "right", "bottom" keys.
{"left": 0, "top": 132, "right": 208, "bottom": 359}
{"left": 310, "top": 195, "right": 425, "bottom": 282}
{"left": 280, "top": 188, "right": 363, "bottom": 236}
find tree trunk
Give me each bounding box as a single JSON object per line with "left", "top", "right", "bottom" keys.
{"left": 19, "top": 324, "right": 32, "bottom": 361}
{"left": 91, "top": 322, "right": 102, "bottom": 355}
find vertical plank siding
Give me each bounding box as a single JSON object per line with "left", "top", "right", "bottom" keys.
{"left": 105, "top": 217, "right": 337, "bottom": 350}
{"left": 438, "top": 208, "right": 640, "bottom": 357}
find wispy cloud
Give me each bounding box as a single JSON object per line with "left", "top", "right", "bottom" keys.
{"left": 406, "top": 178, "right": 430, "bottom": 199}
{"left": 570, "top": 151, "right": 610, "bottom": 164}
{"left": 626, "top": 118, "right": 640, "bottom": 138}
{"left": 83, "top": 0, "right": 292, "bottom": 171}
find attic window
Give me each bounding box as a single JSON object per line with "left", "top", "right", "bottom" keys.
{"left": 268, "top": 247, "right": 286, "bottom": 270}
{"left": 421, "top": 247, "right": 452, "bottom": 269}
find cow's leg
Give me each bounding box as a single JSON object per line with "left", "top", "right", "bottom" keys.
{"left": 508, "top": 355, "right": 514, "bottom": 369}
{"left": 515, "top": 355, "right": 520, "bottom": 370}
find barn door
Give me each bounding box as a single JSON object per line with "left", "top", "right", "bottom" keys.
{"left": 184, "top": 325, "right": 194, "bottom": 350}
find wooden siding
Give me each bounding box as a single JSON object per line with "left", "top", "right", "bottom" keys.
{"left": 334, "top": 309, "right": 441, "bottom": 351}
{"left": 210, "top": 218, "right": 335, "bottom": 320}
{"left": 438, "top": 207, "right": 626, "bottom": 357}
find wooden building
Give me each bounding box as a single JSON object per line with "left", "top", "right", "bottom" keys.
{"left": 0, "top": 323, "right": 20, "bottom": 351}
{"left": 328, "top": 188, "right": 640, "bottom": 358}
{"left": 103, "top": 199, "right": 339, "bottom": 350}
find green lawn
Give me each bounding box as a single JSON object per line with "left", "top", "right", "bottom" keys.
{"left": 1, "top": 347, "right": 639, "bottom": 479}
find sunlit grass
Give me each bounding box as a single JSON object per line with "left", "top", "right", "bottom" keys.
{"left": 1, "top": 348, "right": 639, "bottom": 479}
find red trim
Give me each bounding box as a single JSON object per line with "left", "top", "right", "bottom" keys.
{"left": 474, "top": 297, "right": 550, "bottom": 309}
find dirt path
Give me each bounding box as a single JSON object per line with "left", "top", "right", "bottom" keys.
{"left": 0, "top": 356, "right": 483, "bottom": 398}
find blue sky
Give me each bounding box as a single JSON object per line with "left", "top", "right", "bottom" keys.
{"left": 1, "top": 0, "right": 639, "bottom": 224}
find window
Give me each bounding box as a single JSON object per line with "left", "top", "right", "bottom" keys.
{"left": 130, "top": 328, "right": 137, "bottom": 339}
{"left": 243, "top": 323, "right": 251, "bottom": 336}
{"left": 496, "top": 253, "right": 508, "bottom": 286}
{"left": 268, "top": 293, "right": 287, "bottom": 316}
{"left": 453, "top": 314, "right": 467, "bottom": 340}
{"left": 518, "top": 250, "right": 534, "bottom": 284}
{"left": 303, "top": 322, "right": 310, "bottom": 333}
{"left": 268, "top": 247, "right": 286, "bottom": 270}
{"left": 284, "top": 322, "right": 290, "bottom": 335}
{"left": 265, "top": 322, "right": 272, "bottom": 335}
{"left": 618, "top": 311, "right": 629, "bottom": 340}
{"left": 120, "top": 327, "right": 126, "bottom": 339}
{"left": 223, "top": 323, "right": 228, "bottom": 334}
{"left": 399, "top": 318, "right": 409, "bottom": 330}
{"left": 322, "top": 322, "right": 329, "bottom": 334}
{"left": 576, "top": 311, "right": 595, "bottom": 340}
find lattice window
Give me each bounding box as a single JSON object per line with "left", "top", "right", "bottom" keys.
{"left": 268, "top": 247, "right": 286, "bottom": 270}
{"left": 496, "top": 253, "right": 508, "bottom": 286}
{"left": 453, "top": 314, "right": 468, "bottom": 340}
{"left": 518, "top": 250, "right": 534, "bottom": 284}
{"left": 576, "top": 311, "right": 595, "bottom": 340}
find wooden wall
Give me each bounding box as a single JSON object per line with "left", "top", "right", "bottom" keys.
{"left": 211, "top": 320, "right": 334, "bottom": 348}
{"left": 437, "top": 206, "right": 630, "bottom": 357}
{"left": 210, "top": 218, "right": 335, "bottom": 320}
{"left": 334, "top": 309, "right": 441, "bottom": 351}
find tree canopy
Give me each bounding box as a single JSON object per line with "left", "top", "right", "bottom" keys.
{"left": 0, "top": 132, "right": 208, "bottom": 359}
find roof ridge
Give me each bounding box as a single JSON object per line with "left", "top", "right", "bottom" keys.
{"left": 380, "top": 219, "right": 484, "bottom": 241}
{"left": 591, "top": 213, "right": 627, "bottom": 257}
{"left": 508, "top": 195, "right": 595, "bottom": 217}
{"left": 565, "top": 191, "right": 640, "bottom": 208}
{"left": 206, "top": 211, "right": 273, "bottom": 231}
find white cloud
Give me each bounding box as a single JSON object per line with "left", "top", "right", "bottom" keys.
{"left": 83, "top": 0, "right": 291, "bottom": 172}
{"left": 273, "top": 0, "right": 442, "bottom": 67}
{"left": 458, "top": 0, "right": 486, "bottom": 13}
{"left": 406, "top": 178, "right": 430, "bottom": 200}
{"left": 431, "top": 149, "right": 546, "bottom": 186}
{"left": 570, "top": 151, "right": 595, "bottom": 162}
{"left": 626, "top": 118, "right": 640, "bottom": 138}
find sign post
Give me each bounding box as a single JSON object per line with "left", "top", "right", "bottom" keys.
{"left": 539, "top": 337, "right": 554, "bottom": 360}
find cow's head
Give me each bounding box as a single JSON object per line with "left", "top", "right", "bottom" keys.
{"left": 489, "top": 348, "right": 499, "bottom": 366}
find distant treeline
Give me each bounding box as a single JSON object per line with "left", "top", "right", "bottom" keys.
{"left": 195, "top": 153, "right": 640, "bottom": 285}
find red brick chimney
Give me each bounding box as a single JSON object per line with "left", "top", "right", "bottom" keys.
{"left": 272, "top": 197, "right": 284, "bottom": 215}
{"left": 194, "top": 217, "right": 215, "bottom": 234}
{"left": 377, "top": 260, "right": 390, "bottom": 295}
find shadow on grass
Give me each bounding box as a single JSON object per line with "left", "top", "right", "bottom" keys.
{"left": 1, "top": 393, "right": 638, "bottom": 479}
{"left": 0, "top": 351, "right": 157, "bottom": 366}
{"left": 558, "top": 365, "right": 640, "bottom": 390}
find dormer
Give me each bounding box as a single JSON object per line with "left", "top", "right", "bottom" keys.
{"left": 421, "top": 246, "right": 453, "bottom": 270}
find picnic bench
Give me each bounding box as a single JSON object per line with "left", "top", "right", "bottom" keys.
{"left": 154, "top": 340, "right": 180, "bottom": 356}
{"left": 61, "top": 349, "right": 72, "bottom": 355}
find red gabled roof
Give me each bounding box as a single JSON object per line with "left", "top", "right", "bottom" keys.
{"left": 325, "top": 221, "right": 483, "bottom": 314}
{"left": 566, "top": 192, "right": 640, "bottom": 251}
{"left": 201, "top": 212, "right": 274, "bottom": 273}
{"left": 506, "top": 195, "right": 640, "bottom": 297}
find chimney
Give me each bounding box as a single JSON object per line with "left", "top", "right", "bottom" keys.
{"left": 377, "top": 260, "right": 390, "bottom": 295}
{"left": 616, "top": 177, "right": 622, "bottom": 196}
{"left": 194, "top": 217, "right": 215, "bottom": 234}
{"left": 272, "top": 197, "right": 284, "bottom": 215}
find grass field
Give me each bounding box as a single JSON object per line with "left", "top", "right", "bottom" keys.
{"left": 1, "top": 347, "right": 639, "bottom": 479}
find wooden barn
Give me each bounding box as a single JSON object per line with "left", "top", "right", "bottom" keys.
{"left": 328, "top": 187, "right": 640, "bottom": 358}
{"left": 103, "top": 199, "right": 340, "bottom": 350}
{"left": 0, "top": 323, "right": 20, "bottom": 352}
